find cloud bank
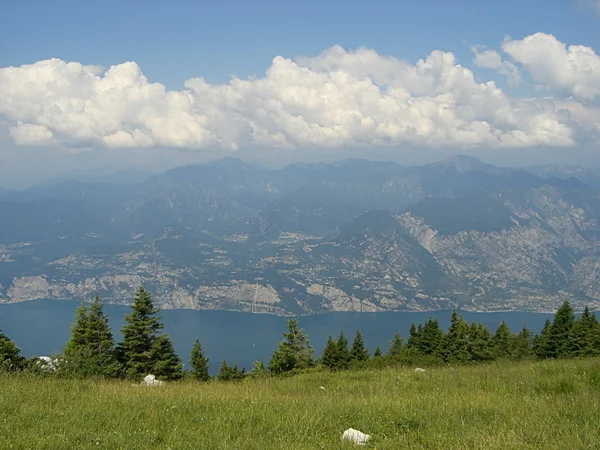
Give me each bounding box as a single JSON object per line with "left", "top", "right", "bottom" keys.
{"left": 0, "top": 32, "right": 599, "bottom": 153}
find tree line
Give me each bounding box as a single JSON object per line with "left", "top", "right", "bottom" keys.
{"left": 1, "top": 287, "right": 599, "bottom": 381}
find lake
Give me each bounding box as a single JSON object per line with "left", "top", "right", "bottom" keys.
{"left": 0, "top": 300, "right": 553, "bottom": 374}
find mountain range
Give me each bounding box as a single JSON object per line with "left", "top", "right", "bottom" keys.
{"left": 1, "top": 155, "right": 599, "bottom": 315}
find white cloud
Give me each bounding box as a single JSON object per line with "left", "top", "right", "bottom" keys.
{"left": 502, "top": 33, "right": 600, "bottom": 101}
{"left": 0, "top": 36, "right": 599, "bottom": 152}
{"left": 471, "top": 45, "right": 521, "bottom": 85}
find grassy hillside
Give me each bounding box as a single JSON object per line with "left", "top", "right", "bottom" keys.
{"left": 1, "top": 358, "right": 599, "bottom": 449}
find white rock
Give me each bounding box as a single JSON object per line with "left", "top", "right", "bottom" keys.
{"left": 319, "top": 386, "right": 326, "bottom": 391}
{"left": 342, "top": 428, "right": 371, "bottom": 446}
{"left": 141, "top": 374, "right": 165, "bottom": 386}
{"left": 37, "top": 356, "right": 57, "bottom": 371}
{"left": 415, "top": 367, "right": 426, "bottom": 373}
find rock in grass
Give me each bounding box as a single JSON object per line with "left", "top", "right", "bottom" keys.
{"left": 415, "top": 368, "right": 426, "bottom": 373}
{"left": 141, "top": 374, "right": 165, "bottom": 386}
{"left": 342, "top": 428, "right": 371, "bottom": 445}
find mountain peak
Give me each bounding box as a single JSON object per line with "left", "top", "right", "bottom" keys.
{"left": 433, "top": 155, "right": 494, "bottom": 173}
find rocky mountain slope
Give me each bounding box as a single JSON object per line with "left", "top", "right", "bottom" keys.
{"left": 1, "top": 156, "right": 599, "bottom": 315}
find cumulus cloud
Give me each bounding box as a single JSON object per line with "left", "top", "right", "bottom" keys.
{"left": 502, "top": 33, "right": 600, "bottom": 101}
{"left": 471, "top": 45, "right": 521, "bottom": 86}
{"left": 0, "top": 35, "right": 599, "bottom": 152}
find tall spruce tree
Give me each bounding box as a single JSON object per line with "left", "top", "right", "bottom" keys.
{"left": 268, "top": 319, "right": 314, "bottom": 375}
{"left": 350, "top": 330, "right": 370, "bottom": 362}
{"left": 469, "top": 323, "right": 494, "bottom": 362}
{"left": 373, "top": 346, "right": 382, "bottom": 358}
{"left": 218, "top": 360, "right": 245, "bottom": 381}
{"left": 547, "top": 301, "right": 577, "bottom": 358}
{"left": 387, "top": 332, "right": 404, "bottom": 359}
{"left": 573, "top": 306, "right": 599, "bottom": 356}
{"left": 189, "top": 338, "right": 211, "bottom": 381}
{"left": 442, "top": 310, "right": 471, "bottom": 363}
{"left": 510, "top": 327, "right": 533, "bottom": 359}
{"left": 533, "top": 319, "right": 552, "bottom": 359}
{"left": 321, "top": 335, "right": 339, "bottom": 370}
{"left": 117, "top": 287, "right": 182, "bottom": 380}
{"left": 0, "top": 326, "right": 25, "bottom": 372}
{"left": 493, "top": 321, "right": 512, "bottom": 359}
{"left": 336, "top": 331, "right": 351, "bottom": 370}
{"left": 63, "top": 297, "right": 119, "bottom": 377}
{"left": 420, "top": 318, "right": 444, "bottom": 357}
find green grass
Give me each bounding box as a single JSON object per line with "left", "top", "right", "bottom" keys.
{"left": 1, "top": 358, "right": 600, "bottom": 449}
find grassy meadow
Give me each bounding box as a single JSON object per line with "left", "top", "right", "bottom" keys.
{"left": 0, "top": 358, "right": 599, "bottom": 449}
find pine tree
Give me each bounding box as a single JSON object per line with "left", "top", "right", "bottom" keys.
{"left": 117, "top": 287, "right": 182, "bottom": 380}
{"left": 189, "top": 338, "right": 211, "bottom": 381}
{"left": 548, "top": 301, "right": 577, "bottom": 358}
{"left": 387, "top": 332, "right": 404, "bottom": 359}
{"left": 493, "top": 321, "right": 512, "bottom": 359}
{"left": 321, "top": 335, "right": 339, "bottom": 370}
{"left": 442, "top": 310, "right": 471, "bottom": 363}
{"left": 217, "top": 360, "right": 245, "bottom": 381}
{"left": 420, "top": 318, "right": 444, "bottom": 357}
{"left": 268, "top": 319, "right": 314, "bottom": 375}
{"left": 350, "top": 330, "right": 370, "bottom": 362}
{"left": 533, "top": 319, "right": 552, "bottom": 359}
{"left": 0, "top": 326, "right": 25, "bottom": 372}
{"left": 469, "top": 323, "right": 494, "bottom": 362}
{"left": 63, "top": 297, "right": 119, "bottom": 377}
{"left": 336, "top": 331, "right": 350, "bottom": 370}
{"left": 510, "top": 327, "right": 533, "bottom": 359}
{"left": 406, "top": 323, "right": 420, "bottom": 349}
{"left": 373, "top": 346, "right": 382, "bottom": 358}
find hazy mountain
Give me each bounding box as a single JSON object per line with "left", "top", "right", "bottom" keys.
{"left": 1, "top": 156, "right": 599, "bottom": 315}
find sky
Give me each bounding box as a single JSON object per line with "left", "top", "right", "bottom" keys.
{"left": 1, "top": 0, "right": 600, "bottom": 188}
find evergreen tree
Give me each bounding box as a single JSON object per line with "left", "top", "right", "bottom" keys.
{"left": 247, "top": 361, "right": 268, "bottom": 379}
{"left": 442, "top": 310, "right": 471, "bottom": 363}
{"left": 350, "top": 330, "right": 370, "bottom": 362}
{"left": 387, "top": 332, "right": 404, "bottom": 359}
{"left": 510, "top": 327, "right": 533, "bottom": 359}
{"left": 469, "top": 323, "right": 494, "bottom": 362}
{"left": 117, "top": 287, "right": 182, "bottom": 380}
{"left": 321, "top": 335, "right": 339, "bottom": 370}
{"left": 547, "top": 301, "right": 577, "bottom": 358}
{"left": 268, "top": 319, "right": 314, "bottom": 375}
{"left": 420, "top": 318, "right": 444, "bottom": 357}
{"left": 373, "top": 346, "right": 382, "bottom": 358}
{"left": 63, "top": 297, "right": 119, "bottom": 377}
{"left": 533, "top": 319, "right": 552, "bottom": 359}
{"left": 336, "top": 331, "right": 350, "bottom": 370}
{"left": 189, "top": 338, "right": 211, "bottom": 381}
{"left": 217, "top": 360, "right": 245, "bottom": 381}
{"left": 573, "top": 306, "right": 599, "bottom": 356}
{"left": 406, "top": 323, "right": 420, "bottom": 349}
{"left": 0, "top": 326, "right": 25, "bottom": 372}
{"left": 493, "top": 321, "right": 512, "bottom": 359}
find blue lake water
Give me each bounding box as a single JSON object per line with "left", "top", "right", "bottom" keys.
{"left": 0, "top": 300, "right": 553, "bottom": 374}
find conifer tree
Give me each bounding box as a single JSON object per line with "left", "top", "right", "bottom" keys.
{"left": 373, "top": 346, "right": 382, "bottom": 358}
{"left": 547, "top": 301, "right": 577, "bottom": 358}
{"left": 406, "top": 323, "right": 420, "bottom": 349}
{"left": 63, "top": 297, "right": 119, "bottom": 377}
{"left": 189, "top": 338, "right": 211, "bottom": 381}
{"left": 420, "top": 318, "right": 444, "bottom": 357}
{"left": 350, "top": 330, "right": 370, "bottom": 362}
{"left": 117, "top": 287, "right": 182, "bottom": 380}
{"left": 387, "top": 332, "right": 404, "bottom": 359}
{"left": 321, "top": 335, "right": 339, "bottom": 370}
{"left": 510, "top": 327, "right": 533, "bottom": 359}
{"left": 268, "top": 319, "right": 314, "bottom": 375}
{"left": 218, "top": 360, "right": 245, "bottom": 381}
{"left": 468, "top": 323, "right": 494, "bottom": 362}
{"left": 336, "top": 331, "right": 350, "bottom": 370}
{"left": 493, "top": 321, "right": 512, "bottom": 359}
{"left": 442, "top": 310, "right": 471, "bottom": 363}
{"left": 533, "top": 319, "right": 552, "bottom": 359}
{"left": 0, "top": 326, "right": 25, "bottom": 372}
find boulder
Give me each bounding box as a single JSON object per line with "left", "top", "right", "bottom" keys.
{"left": 415, "top": 367, "right": 426, "bottom": 373}
{"left": 141, "top": 374, "right": 165, "bottom": 386}
{"left": 342, "top": 428, "right": 371, "bottom": 446}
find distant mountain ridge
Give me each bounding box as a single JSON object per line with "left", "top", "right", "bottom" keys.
{"left": 1, "top": 156, "right": 599, "bottom": 315}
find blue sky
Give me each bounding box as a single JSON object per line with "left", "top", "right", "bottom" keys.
{"left": 2, "top": 0, "right": 598, "bottom": 89}
{"left": 1, "top": 0, "right": 600, "bottom": 187}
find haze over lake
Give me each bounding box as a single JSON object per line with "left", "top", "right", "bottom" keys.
{"left": 0, "top": 300, "right": 553, "bottom": 374}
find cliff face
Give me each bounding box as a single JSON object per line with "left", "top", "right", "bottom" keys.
{"left": 1, "top": 157, "right": 599, "bottom": 315}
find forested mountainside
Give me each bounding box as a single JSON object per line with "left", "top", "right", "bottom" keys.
{"left": 1, "top": 156, "right": 599, "bottom": 315}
